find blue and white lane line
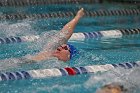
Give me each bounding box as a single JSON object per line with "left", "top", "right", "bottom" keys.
{"left": 0, "top": 28, "right": 140, "bottom": 45}
{"left": 0, "top": 61, "right": 139, "bottom": 81}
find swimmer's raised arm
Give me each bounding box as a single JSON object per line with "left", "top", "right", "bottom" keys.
{"left": 43, "top": 8, "right": 84, "bottom": 51}
{"left": 60, "top": 8, "right": 84, "bottom": 44}
{"left": 39, "top": 8, "right": 84, "bottom": 51}
{"left": 29, "top": 8, "right": 84, "bottom": 62}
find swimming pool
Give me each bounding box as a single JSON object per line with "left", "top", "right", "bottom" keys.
{"left": 0, "top": 1, "right": 140, "bottom": 93}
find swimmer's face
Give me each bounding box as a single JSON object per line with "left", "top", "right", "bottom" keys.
{"left": 96, "top": 84, "right": 122, "bottom": 93}
{"left": 53, "top": 44, "right": 70, "bottom": 62}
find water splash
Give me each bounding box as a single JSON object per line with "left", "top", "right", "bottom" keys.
{"left": 84, "top": 67, "right": 140, "bottom": 93}
{"left": 0, "top": 20, "right": 37, "bottom": 37}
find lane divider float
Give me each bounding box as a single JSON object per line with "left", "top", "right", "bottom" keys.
{"left": 0, "top": 61, "right": 139, "bottom": 81}
{"left": 0, "top": 28, "right": 140, "bottom": 45}
{"left": 0, "top": 9, "right": 140, "bottom": 20}
{"left": 108, "top": 0, "right": 140, "bottom": 4}
{"left": 0, "top": 0, "right": 99, "bottom": 7}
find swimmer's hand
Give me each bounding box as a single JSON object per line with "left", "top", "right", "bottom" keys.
{"left": 76, "top": 8, "right": 84, "bottom": 18}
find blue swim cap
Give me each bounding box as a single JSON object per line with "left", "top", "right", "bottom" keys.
{"left": 67, "top": 44, "right": 78, "bottom": 59}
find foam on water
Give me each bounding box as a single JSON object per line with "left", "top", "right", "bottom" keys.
{"left": 0, "top": 58, "right": 19, "bottom": 71}
{"left": 36, "top": 84, "right": 81, "bottom": 93}
{"left": 0, "top": 20, "right": 37, "bottom": 37}
{"left": 84, "top": 67, "right": 140, "bottom": 93}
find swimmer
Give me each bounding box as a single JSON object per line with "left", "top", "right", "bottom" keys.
{"left": 27, "top": 8, "right": 84, "bottom": 62}
{"left": 96, "top": 83, "right": 128, "bottom": 93}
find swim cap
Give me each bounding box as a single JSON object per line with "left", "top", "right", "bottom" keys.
{"left": 67, "top": 44, "right": 78, "bottom": 59}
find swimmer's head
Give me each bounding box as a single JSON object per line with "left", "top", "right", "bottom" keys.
{"left": 52, "top": 44, "right": 77, "bottom": 62}
{"left": 96, "top": 83, "right": 128, "bottom": 93}
{"left": 67, "top": 44, "right": 78, "bottom": 60}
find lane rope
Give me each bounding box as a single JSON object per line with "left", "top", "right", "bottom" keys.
{"left": 0, "top": 9, "right": 140, "bottom": 20}
{"left": 0, "top": 0, "right": 101, "bottom": 6}
{"left": 0, "top": 28, "right": 140, "bottom": 45}
{"left": 107, "top": 0, "right": 140, "bottom": 4}
{"left": 0, "top": 61, "right": 139, "bottom": 81}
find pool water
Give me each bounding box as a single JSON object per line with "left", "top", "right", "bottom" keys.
{"left": 0, "top": 2, "right": 140, "bottom": 93}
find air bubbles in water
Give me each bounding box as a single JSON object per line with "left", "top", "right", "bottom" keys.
{"left": 0, "top": 20, "right": 37, "bottom": 37}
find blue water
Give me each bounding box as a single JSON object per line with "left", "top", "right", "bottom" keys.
{"left": 0, "top": 3, "right": 140, "bottom": 93}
